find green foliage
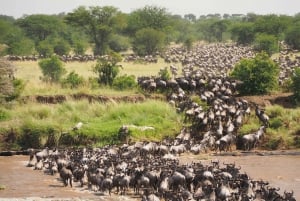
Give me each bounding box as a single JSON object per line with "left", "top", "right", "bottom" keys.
{"left": 112, "top": 74, "right": 136, "bottom": 90}
{"left": 19, "top": 120, "right": 60, "bottom": 148}
{"left": 92, "top": 52, "right": 122, "bottom": 86}
{"left": 158, "top": 67, "right": 171, "bottom": 81}
{"left": 253, "top": 33, "right": 278, "bottom": 56}
{"left": 210, "top": 20, "right": 229, "bottom": 42}
{"left": 53, "top": 38, "right": 71, "bottom": 56}
{"left": 6, "top": 34, "right": 35, "bottom": 56}
{"left": 254, "top": 14, "right": 289, "bottom": 38}
{"left": 132, "top": 28, "right": 166, "bottom": 56}
{"left": 36, "top": 40, "right": 54, "bottom": 57}
{"left": 61, "top": 71, "right": 85, "bottom": 89}
{"left": 183, "top": 37, "right": 194, "bottom": 51}
{"left": 230, "top": 52, "right": 279, "bottom": 95}
{"left": 5, "top": 79, "right": 25, "bottom": 102}
{"left": 38, "top": 55, "right": 66, "bottom": 83}
{"left": 269, "top": 118, "right": 283, "bottom": 129}
{"left": 291, "top": 67, "right": 300, "bottom": 101}
{"left": 285, "top": 23, "right": 300, "bottom": 50}
{"left": 72, "top": 40, "right": 88, "bottom": 55}
{"left": 126, "top": 5, "right": 170, "bottom": 36}
{"left": 65, "top": 6, "right": 122, "bottom": 55}
{"left": 230, "top": 22, "right": 255, "bottom": 44}
{"left": 108, "top": 34, "right": 130, "bottom": 52}
{"left": 0, "top": 108, "right": 11, "bottom": 121}
{"left": 16, "top": 14, "right": 66, "bottom": 43}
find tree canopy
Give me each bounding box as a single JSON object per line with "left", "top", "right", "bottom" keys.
{"left": 230, "top": 52, "right": 279, "bottom": 95}
{"left": 65, "top": 6, "right": 122, "bottom": 55}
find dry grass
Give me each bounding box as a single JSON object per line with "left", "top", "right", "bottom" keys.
{"left": 13, "top": 58, "right": 182, "bottom": 96}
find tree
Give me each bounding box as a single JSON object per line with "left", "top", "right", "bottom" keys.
{"left": 230, "top": 22, "right": 255, "bottom": 45}
{"left": 210, "top": 20, "right": 229, "bottom": 42}
{"left": 92, "top": 52, "right": 122, "bottom": 86}
{"left": 230, "top": 52, "right": 279, "bottom": 95}
{"left": 254, "top": 14, "right": 289, "bottom": 38}
{"left": 285, "top": 23, "right": 300, "bottom": 50}
{"left": 253, "top": 33, "right": 278, "bottom": 56}
{"left": 36, "top": 39, "right": 54, "bottom": 57}
{"left": 0, "top": 58, "right": 15, "bottom": 101}
{"left": 65, "top": 6, "right": 122, "bottom": 55}
{"left": 53, "top": 38, "right": 71, "bottom": 56}
{"left": 16, "top": 14, "right": 66, "bottom": 43}
{"left": 291, "top": 67, "right": 300, "bottom": 101}
{"left": 132, "top": 28, "right": 166, "bottom": 56}
{"left": 126, "top": 5, "right": 170, "bottom": 37}
{"left": 38, "top": 55, "right": 66, "bottom": 83}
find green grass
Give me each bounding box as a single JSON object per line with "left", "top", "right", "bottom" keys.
{"left": 239, "top": 104, "right": 300, "bottom": 149}
{"left": 0, "top": 100, "right": 183, "bottom": 149}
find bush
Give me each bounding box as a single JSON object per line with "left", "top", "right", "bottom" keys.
{"left": 230, "top": 52, "right": 279, "bottom": 95}
{"left": 291, "top": 67, "right": 300, "bottom": 102}
{"left": 109, "top": 34, "right": 130, "bottom": 52}
{"left": 61, "top": 71, "right": 85, "bottom": 89}
{"left": 132, "top": 28, "right": 166, "bottom": 56}
{"left": 285, "top": 24, "right": 300, "bottom": 50}
{"left": 92, "top": 52, "right": 122, "bottom": 86}
{"left": 269, "top": 118, "right": 283, "bottom": 129}
{"left": 38, "top": 55, "right": 66, "bottom": 83}
{"left": 5, "top": 78, "right": 25, "bottom": 102}
{"left": 253, "top": 33, "right": 278, "bottom": 56}
{"left": 112, "top": 75, "right": 137, "bottom": 90}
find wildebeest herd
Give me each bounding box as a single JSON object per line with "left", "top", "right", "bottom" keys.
{"left": 24, "top": 43, "right": 297, "bottom": 200}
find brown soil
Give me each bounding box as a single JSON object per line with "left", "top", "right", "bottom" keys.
{"left": 237, "top": 92, "right": 295, "bottom": 108}
{"left": 0, "top": 151, "right": 299, "bottom": 200}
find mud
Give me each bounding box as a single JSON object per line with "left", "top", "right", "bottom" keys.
{"left": 0, "top": 152, "right": 299, "bottom": 200}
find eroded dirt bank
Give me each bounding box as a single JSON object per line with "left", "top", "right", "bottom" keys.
{"left": 0, "top": 151, "right": 299, "bottom": 200}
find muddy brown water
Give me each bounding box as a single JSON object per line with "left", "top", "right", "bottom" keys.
{"left": 0, "top": 152, "right": 299, "bottom": 200}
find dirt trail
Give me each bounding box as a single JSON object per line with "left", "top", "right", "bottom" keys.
{"left": 0, "top": 152, "right": 300, "bottom": 200}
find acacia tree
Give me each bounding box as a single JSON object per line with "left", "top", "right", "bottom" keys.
{"left": 65, "top": 6, "right": 124, "bottom": 55}
{"left": 230, "top": 52, "right": 279, "bottom": 95}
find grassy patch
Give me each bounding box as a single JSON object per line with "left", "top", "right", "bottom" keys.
{"left": 240, "top": 105, "right": 300, "bottom": 149}
{"left": 0, "top": 100, "right": 182, "bottom": 149}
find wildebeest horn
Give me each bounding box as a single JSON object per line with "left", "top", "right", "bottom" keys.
{"left": 276, "top": 187, "right": 280, "bottom": 191}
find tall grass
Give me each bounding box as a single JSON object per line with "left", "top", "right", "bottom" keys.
{"left": 240, "top": 104, "right": 300, "bottom": 149}
{"left": 0, "top": 100, "right": 183, "bottom": 149}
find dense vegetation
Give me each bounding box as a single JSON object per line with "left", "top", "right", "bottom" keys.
{"left": 1, "top": 9, "right": 300, "bottom": 56}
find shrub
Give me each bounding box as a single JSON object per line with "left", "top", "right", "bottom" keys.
{"left": 253, "top": 33, "right": 278, "bottom": 56}
{"left": 92, "top": 52, "right": 122, "bottom": 86}
{"left": 112, "top": 74, "right": 137, "bottom": 90}
{"left": 5, "top": 78, "right": 25, "bottom": 102}
{"left": 61, "top": 71, "right": 85, "bottom": 89}
{"left": 158, "top": 67, "right": 171, "bottom": 81}
{"left": 269, "top": 118, "right": 283, "bottom": 130}
{"left": 230, "top": 52, "right": 279, "bottom": 95}
{"left": 38, "top": 55, "right": 66, "bottom": 83}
